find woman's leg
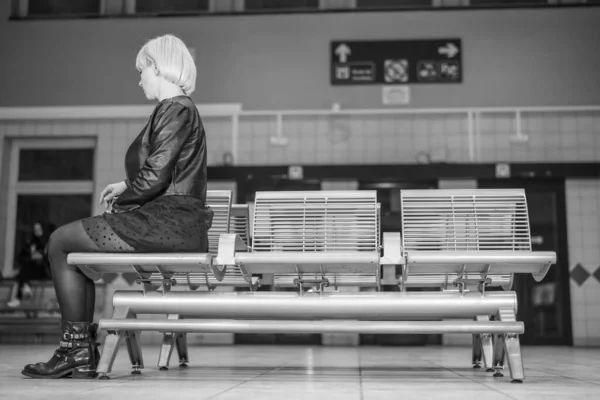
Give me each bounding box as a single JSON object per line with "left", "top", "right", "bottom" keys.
{"left": 47, "top": 219, "right": 101, "bottom": 322}
{"left": 22, "top": 219, "right": 103, "bottom": 379}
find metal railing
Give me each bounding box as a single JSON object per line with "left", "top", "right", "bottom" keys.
{"left": 2, "top": 104, "right": 599, "bottom": 165}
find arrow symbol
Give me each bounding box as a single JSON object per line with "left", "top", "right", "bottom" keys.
{"left": 438, "top": 42, "right": 459, "bottom": 58}
{"left": 335, "top": 43, "right": 351, "bottom": 63}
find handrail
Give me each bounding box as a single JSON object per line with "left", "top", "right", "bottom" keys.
{"left": 1, "top": 104, "right": 599, "bottom": 164}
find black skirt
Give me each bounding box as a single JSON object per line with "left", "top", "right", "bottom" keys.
{"left": 82, "top": 195, "right": 213, "bottom": 253}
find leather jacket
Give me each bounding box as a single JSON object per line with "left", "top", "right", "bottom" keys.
{"left": 113, "top": 96, "right": 207, "bottom": 212}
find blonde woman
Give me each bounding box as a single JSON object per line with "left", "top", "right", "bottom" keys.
{"left": 22, "top": 34, "right": 213, "bottom": 379}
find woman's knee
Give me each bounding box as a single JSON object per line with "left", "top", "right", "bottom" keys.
{"left": 47, "top": 227, "right": 64, "bottom": 257}
{"left": 49, "top": 219, "right": 100, "bottom": 255}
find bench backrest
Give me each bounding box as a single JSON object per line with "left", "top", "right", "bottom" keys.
{"left": 230, "top": 204, "right": 250, "bottom": 245}
{"left": 206, "top": 190, "right": 233, "bottom": 254}
{"left": 252, "top": 191, "right": 379, "bottom": 252}
{"left": 400, "top": 189, "right": 532, "bottom": 252}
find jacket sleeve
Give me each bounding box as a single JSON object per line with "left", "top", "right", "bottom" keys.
{"left": 113, "top": 104, "right": 192, "bottom": 211}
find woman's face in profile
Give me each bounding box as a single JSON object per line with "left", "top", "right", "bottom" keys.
{"left": 33, "top": 223, "right": 43, "bottom": 237}
{"left": 139, "top": 66, "right": 159, "bottom": 100}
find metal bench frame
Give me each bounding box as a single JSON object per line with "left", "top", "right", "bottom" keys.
{"left": 398, "top": 188, "right": 555, "bottom": 381}
{"left": 69, "top": 189, "right": 554, "bottom": 383}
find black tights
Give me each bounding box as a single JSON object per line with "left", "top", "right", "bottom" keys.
{"left": 47, "top": 220, "right": 101, "bottom": 322}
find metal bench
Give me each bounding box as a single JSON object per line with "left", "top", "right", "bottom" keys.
{"left": 93, "top": 189, "right": 548, "bottom": 383}
{"left": 399, "top": 188, "right": 555, "bottom": 382}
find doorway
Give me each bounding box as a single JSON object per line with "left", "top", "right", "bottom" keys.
{"left": 478, "top": 179, "right": 572, "bottom": 345}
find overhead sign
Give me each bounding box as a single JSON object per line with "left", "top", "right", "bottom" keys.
{"left": 331, "top": 39, "right": 462, "bottom": 85}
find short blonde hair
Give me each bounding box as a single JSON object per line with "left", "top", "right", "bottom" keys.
{"left": 136, "top": 34, "right": 196, "bottom": 95}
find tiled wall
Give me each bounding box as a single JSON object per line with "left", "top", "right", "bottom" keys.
{"left": 1, "top": 109, "right": 600, "bottom": 346}
{"left": 237, "top": 113, "right": 471, "bottom": 165}
{"left": 566, "top": 179, "right": 600, "bottom": 347}
{"left": 479, "top": 111, "right": 600, "bottom": 163}
{"left": 232, "top": 111, "right": 600, "bottom": 165}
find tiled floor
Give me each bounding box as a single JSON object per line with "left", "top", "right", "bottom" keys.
{"left": 0, "top": 345, "right": 598, "bottom": 399}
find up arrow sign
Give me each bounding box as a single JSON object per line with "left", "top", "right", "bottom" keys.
{"left": 335, "top": 43, "right": 351, "bottom": 63}
{"left": 438, "top": 42, "right": 459, "bottom": 58}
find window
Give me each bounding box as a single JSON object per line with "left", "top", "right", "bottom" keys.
{"left": 135, "top": 0, "right": 209, "bottom": 14}
{"left": 356, "top": 0, "right": 434, "bottom": 8}
{"left": 18, "top": 149, "right": 95, "bottom": 181}
{"left": 245, "top": 0, "right": 320, "bottom": 11}
{"left": 27, "top": 0, "right": 101, "bottom": 17}
{"left": 3, "top": 138, "right": 96, "bottom": 277}
{"left": 469, "top": 0, "right": 548, "bottom": 5}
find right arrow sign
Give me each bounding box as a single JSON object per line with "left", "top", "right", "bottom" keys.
{"left": 438, "top": 42, "right": 459, "bottom": 58}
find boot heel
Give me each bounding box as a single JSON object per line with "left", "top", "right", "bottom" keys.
{"left": 72, "top": 366, "right": 97, "bottom": 379}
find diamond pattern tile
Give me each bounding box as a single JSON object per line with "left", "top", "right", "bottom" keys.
{"left": 593, "top": 266, "right": 600, "bottom": 284}
{"left": 122, "top": 273, "right": 138, "bottom": 286}
{"left": 570, "top": 263, "right": 590, "bottom": 286}
{"left": 101, "top": 273, "right": 118, "bottom": 285}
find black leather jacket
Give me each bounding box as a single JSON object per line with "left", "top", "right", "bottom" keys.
{"left": 113, "top": 96, "right": 207, "bottom": 212}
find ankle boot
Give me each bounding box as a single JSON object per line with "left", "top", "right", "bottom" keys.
{"left": 22, "top": 321, "right": 99, "bottom": 379}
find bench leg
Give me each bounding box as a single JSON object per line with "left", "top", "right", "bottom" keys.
{"left": 158, "top": 333, "right": 176, "bottom": 370}
{"left": 475, "top": 315, "right": 494, "bottom": 371}
{"left": 97, "top": 331, "right": 125, "bottom": 379}
{"left": 481, "top": 333, "right": 494, "bottom": 371}
{"left": 498, "top": 308, "right": 525, "bottom": 383}
{"left": 97, "top": 305, "right": 132, "bottom": 380}
{"left": 472, "top": 334, "right": 482, "bottom": 368}
{"left": 157, "top": 314, "right": 180, "bottom": 370}
{"left": 503, "top": 334, "right": 525, "bottom": 383}
{"left": 175, "top": 333, "right": 189, "bottom": 367}
{"left": 125, "top": 330, "right": 144, "bottom": 375}
{"left": 492, "top": 334, "right": 506, "bottom": 377}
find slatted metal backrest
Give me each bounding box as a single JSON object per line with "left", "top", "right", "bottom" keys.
{"left": 252, "top": 191, "right": 379, "bottom": 252}
{"left": 377, "top": 203, "right": 381, "bottom": 249}
{"left": 400, "top": 189, "right": 531, "bottom": 252}
{"left": 230, "top": 204, "right": 250, "bottom": 245}
{"left": 206, "top": 190, "right": 233, "bottom": 254}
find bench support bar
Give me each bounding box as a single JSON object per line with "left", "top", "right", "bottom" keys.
{"left": 112, "top": 291, "right": 517, "bottom": 319}
{"left": 99, "top": 319, "right": 524, "bottom": 335}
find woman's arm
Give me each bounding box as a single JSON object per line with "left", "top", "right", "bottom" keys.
{"left": 113, "top": 104, "right": 193, "bottom": 211}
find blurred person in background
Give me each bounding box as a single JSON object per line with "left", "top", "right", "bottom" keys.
{"left": 6, "top": 221, "right": 54, "bottom": 308}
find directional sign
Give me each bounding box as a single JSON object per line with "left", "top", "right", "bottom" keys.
{"left": 331, "top": 39, "right": 462, "bottom": 85}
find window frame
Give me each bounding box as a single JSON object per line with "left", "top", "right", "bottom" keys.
{"left": 3, "top": 138, "right": 96, "bottom": 277}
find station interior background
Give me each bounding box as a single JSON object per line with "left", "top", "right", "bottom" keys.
{"left": 0, "top": 0, "right": 599, "bottom": 351}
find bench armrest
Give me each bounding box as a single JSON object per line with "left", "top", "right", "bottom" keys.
{"left": 215, "top": 233, "right": 250, "bottom": 266}
{"left": 380, "top": 232, "right": 404, "bottom": 265}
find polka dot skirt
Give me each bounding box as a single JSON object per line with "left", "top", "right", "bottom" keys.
{"left": 81, "top": 195, "right": 213, "bottom": 253}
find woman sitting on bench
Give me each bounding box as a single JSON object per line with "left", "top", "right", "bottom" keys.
{"left": 22, "top": 34, "right": 213, "bottom": 379}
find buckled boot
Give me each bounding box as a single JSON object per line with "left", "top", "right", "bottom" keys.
{"left": 21, "top": 321, "right": 99, "bottom": 379}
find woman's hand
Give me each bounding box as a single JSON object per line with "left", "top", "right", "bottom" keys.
{"left": 99, "top": 181, "right": 128, "bottom": 211}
